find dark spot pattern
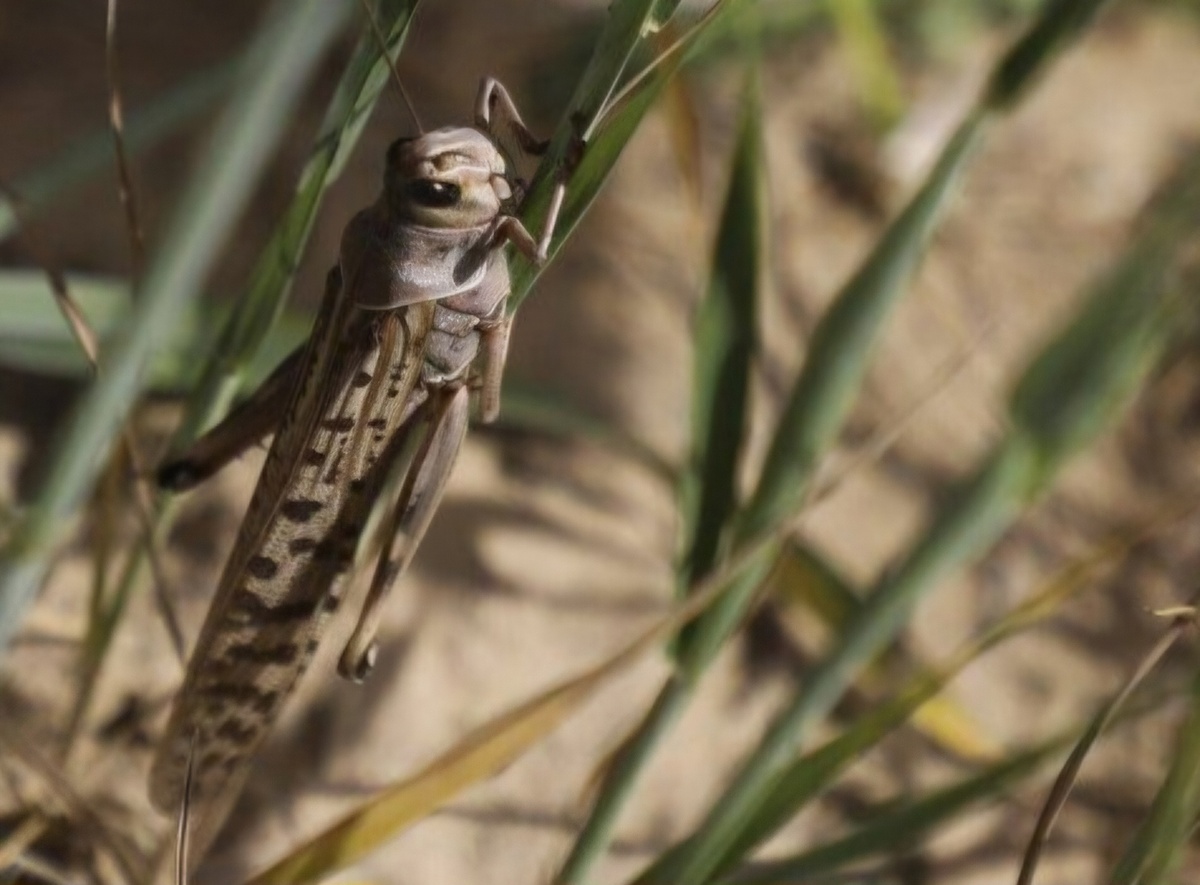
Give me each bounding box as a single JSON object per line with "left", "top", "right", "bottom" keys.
{"left": 203, "top": 682, "right": 280, "bottom": 715}
{"left": 246, "top": 555, "right": 279, "bottom": 580}
{"left": 230, "top": 592, "right": 318, "bottom": 625}
{"left": 314, "top": 537, "right": 355, "bottom": 572}
{"left": 215, "top": 717, "right": 260, "bottom": 746}
{"left": 352, "top": 371, "right": 373, "bottom": 388}
{"left": 280, "top": 498, "right": 323, "bottom": 522}
{"left": 199, "top": 749, "right": 227, "bottom": 774}
{"left": 288, "top": 536, "right": 319, "bottom": 554}
{"left": 323, "top": 416, "right": 356, "bottom": 433}
{"left": 226, "top": 641, "right": 300, "bottom": 666}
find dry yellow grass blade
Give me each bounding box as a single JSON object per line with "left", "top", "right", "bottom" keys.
{"left": 246, "top": 554, "right": 749, "bottom": 885}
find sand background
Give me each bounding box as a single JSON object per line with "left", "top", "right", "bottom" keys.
{"left": 2, "top": 2, "right": 1200, "bottom": 882}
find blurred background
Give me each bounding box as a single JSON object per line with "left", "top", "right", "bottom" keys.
{"left": 1, "top": 1, "right": 1200, "bottom": 883}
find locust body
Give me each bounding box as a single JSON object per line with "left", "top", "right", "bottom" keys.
{"left": 149, "top": 79, "right": 566, "bottom": 848}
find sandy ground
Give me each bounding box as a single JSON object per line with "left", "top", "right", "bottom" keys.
{"left": 2, "top": 2, "right": 1200, "bottom": 883}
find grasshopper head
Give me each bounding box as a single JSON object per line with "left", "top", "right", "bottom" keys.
{"left": 385, "top": 127, "right": 512, "bottom": 228}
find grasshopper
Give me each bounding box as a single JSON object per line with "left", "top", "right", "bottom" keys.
{"left": 148, "top": 77, "right": 570, "bottom": 848}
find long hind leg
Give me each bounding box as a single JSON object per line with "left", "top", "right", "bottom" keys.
{"left": 338, "top": 384, "right": 470, "bottom": 681}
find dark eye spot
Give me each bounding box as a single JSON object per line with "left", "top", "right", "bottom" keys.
{"left": 409, "top": 180, "right": 461, "bottom": 208}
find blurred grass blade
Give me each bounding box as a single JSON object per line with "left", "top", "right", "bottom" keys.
{"left": 170, "top": 0, "right": 423, "bottom": 448}
{"left": 723, "top": 739, "right": 1065, "bottom": 884}
{"left": 1110, "top": 667, "right": 1200, "bottom": 883}
{"left": 659, "top": 107, "right": 989, "bottom": 792}
{"left": 555, "top": 67, "right": 763, "bottom": 885}
{"left": 734, "top": 111, "right": 985, "bottom": 546}
{"left": 246, "top": 565, "right": 743, "bottom": 885}
{"left": 0, "top": 59, "right": 235, "bottom": 242}
{"left": 677, "top": 72, "right": 762, "bottom": 601}
{"left": 0, "top": 270, "right": 310, "bottom": 390}
{"left": 0, "top": 0, "right": 352, "bottom": 652}
{"left": 660, "top": 142, "right": 1200, "bottom": 885}
{"left": 985, "top": 0, "right": 1115, "bottom": 111}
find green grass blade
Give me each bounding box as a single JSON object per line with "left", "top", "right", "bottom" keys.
{"left": 724, "top": 740, "right": 1064, "bottom": 884}
{"left": 0, "top": 0, "right": 351, "bottom": 652}
{"left": 735, "top": 110, "right": 986, "bottom": 546}
{"left": 554, "top": 68, "right": 764, "bottom": 885}
{"left": 0, "top": 59, "right": 235, "bottom": 242}
{"left": 0, "top": 270, "right": 309, "bottom": 390}
{"left": 510, "top": 0, "right": 735, "bottom": 308}
{"left": 658, "top": 142, "right": 1200, "bottom": 885}
{"left": 655, "top": 111, "right": 988, "bottom": 787}
{"left": 1008, "top": 158, "right": 1200, "bottom": 471}
{"left": 677, "top": 72, "right": 762, "bottom": 603}
{"left": 985, "top": 0, "right": 1115, "bottom": 111}
{"left": 0, "top": 272, "right": 132, "bottom": 376}
{"left": 170, "top": 0, "right": 423, "bottom": 448}
{"left": 509, "top": 0, "right": 669, "bottom": 305}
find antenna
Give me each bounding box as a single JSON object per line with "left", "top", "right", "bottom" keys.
{"left": 358, "top": 0, "right": 424, "bottom": 134}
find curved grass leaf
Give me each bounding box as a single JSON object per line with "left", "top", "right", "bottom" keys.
{"left": 0, "top": 0, "right": 352, "bottom": 652}
{"left": 985, "top": 0, "right": 1115, "bottom": 110}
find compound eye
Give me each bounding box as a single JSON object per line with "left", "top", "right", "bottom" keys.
{"left": 409, "top": 179, "right": 461, "bottom": 208}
